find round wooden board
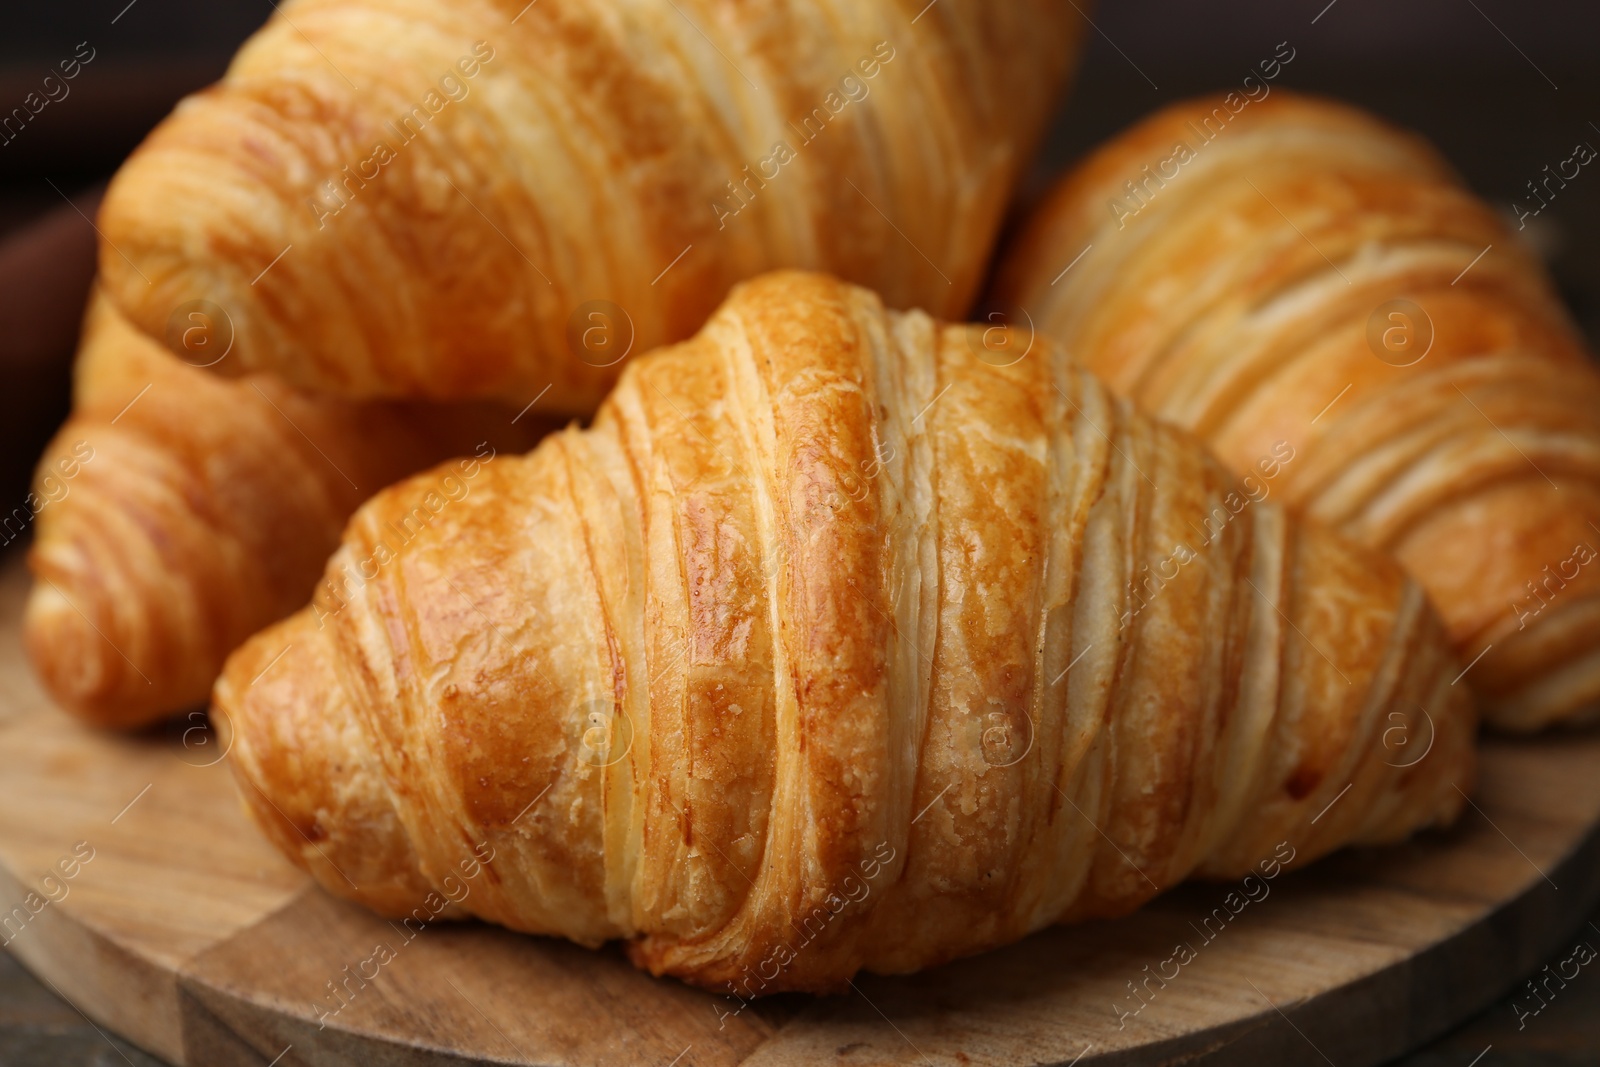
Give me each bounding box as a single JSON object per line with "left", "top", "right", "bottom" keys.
{"left": 2, "top": 558, "right": 1598, "bottom": 1067}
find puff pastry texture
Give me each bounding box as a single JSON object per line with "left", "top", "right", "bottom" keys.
{"left": 98, "top": 0, "right": 1081, "bottom": 409}
{"left": 994, "top": 91, "right": 1600, "bottom": 731}
{"left": 218, "top": 272, "right": 1473, "bottom": 992}
{"left": 26, "top": 292, "right": 550, "bottom": 728}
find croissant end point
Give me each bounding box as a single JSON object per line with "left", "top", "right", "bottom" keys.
{"left": 23, "top": 572, "right": 138, "bottom": 728}
{"left": 218, "top": 614, "right": 441, "bottom": 917}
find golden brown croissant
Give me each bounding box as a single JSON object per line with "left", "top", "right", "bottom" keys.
{"left": 992, "top": 90, "right": 1600, "bottom": 732}
{"left": 96, "top": 0, "right": 1082, "bottom": 410}
{"left": 24, "top": 291, "right": 551, "bottom": 729}
{"left": 216, "top": 272, "right": 1473, "bottom": 993}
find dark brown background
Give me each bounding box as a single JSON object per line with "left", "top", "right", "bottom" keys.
{"left": 1, "top": 1, "right": 1597, "bottom": 1063}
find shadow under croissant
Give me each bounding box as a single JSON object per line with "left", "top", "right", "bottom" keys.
{"left": 166, "top": 773, "right": 1598, "bottom": 1067}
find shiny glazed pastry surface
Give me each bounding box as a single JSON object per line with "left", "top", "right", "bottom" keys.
{"left": 98, "top": 0, "right": 1081, "bottom": 409}
{"left": 218, "top": 272, "right": 1473, "bottom": 993}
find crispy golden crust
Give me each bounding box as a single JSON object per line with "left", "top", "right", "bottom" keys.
{"left": 97, "top": 0, "right": 1081, "bottom": 409}
{"left": 24, "top": 292, "right": 552, "bottom": 728}
{"left": 217, "top": 272, "right": 1474, "bottom": 993}
{"left": 993, "top": 90, "right": 1600, "bottom": 731}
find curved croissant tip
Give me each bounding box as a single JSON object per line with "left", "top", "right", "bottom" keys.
{"left": 218, "top": 613, "right": 440, "bottom": 916}
{"left": 22, "top": 573, "right": 140, "bottom": 728}
{"left": 24, "top": 533, "right": 205, "bottom": 729}
{"left": 214, "top": 624, "right": 341, "bottom": 868}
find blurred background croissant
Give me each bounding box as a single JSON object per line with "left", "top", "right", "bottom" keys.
{"left": 10, "top": 0, "right": 1084, "bottom": 727}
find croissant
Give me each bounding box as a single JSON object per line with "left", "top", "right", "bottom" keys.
{"left": 96, "top": 0, "right": 1081, "bottom": 410}
{"left": 24, "top": 291, "right": 550, "bottom": 729}
{"left": 992, "top": 91, "right": 1600, "bottom": 732}
{"left": 216, "top": 272, "right": 1473, "bottom": 993}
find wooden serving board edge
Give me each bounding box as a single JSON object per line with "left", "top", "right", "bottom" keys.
{"left": 1075, "top": 789, "right": 1600, "bottom": 1067}
{"left": 42, "top": 748, "right": 1599, "bottom": 1067}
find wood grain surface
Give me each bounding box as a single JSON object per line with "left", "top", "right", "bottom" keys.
{"left": 0, "top": 557, "right": 1597, "bottom": 1067}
